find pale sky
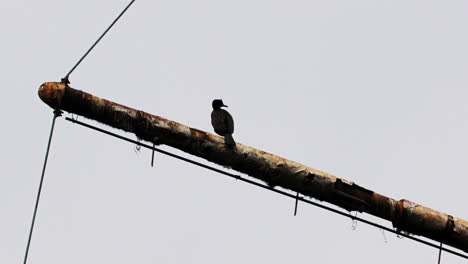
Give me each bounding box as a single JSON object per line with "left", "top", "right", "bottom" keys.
{"left": 2, "top": 0, "right": 468, "bottom": 263}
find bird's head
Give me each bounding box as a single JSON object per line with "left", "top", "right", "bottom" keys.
{"left": 212, "top": 99, "right": 227, "bottom": 109}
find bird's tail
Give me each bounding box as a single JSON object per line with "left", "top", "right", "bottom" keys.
{"left": 224, "top": 134, "right": 236, "bottom": 149}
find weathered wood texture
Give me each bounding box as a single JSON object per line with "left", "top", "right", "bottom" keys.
{"left": 39, "top": 82, "right": 468, "bottom": 252}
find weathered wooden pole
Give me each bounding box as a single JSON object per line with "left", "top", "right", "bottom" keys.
{"left": 38, "top": 82, "right": 468, "bottom": 252}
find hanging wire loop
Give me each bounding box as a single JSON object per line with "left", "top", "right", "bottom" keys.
{"left": 294, "top": 192, "right": 300, "bottom": 216}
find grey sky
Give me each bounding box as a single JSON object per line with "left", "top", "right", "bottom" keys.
{"left": 2, "top": 0, "right": 468, "bottom": 263}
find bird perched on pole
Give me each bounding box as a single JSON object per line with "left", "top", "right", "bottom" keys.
{"left": 211, "top": 99, "right": 235, "bottom": 148}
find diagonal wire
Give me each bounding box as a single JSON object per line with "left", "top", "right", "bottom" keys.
{"left": 23, "top": 110, "right": 61, "bottom": 264}
{"left": 64, "top": 117, "right": 468, "bottom": 260}
{"left": 63, "top": 0, "right": 136, "bottom": 83}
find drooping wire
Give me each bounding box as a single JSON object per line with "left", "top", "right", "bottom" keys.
{"left": 23, "top": 109, "right": 62, "bottom": 264}
{"left": 64, "top": 117, "right": 468, "bottom": 260}
{"left": 62, "top": 0, "right": 136, "bottom": 84}
{"left": 438, "top": 242, "right": 443, "bottom": 264}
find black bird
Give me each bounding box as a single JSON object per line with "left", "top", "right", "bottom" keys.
{"left": 211, "top": 99, "right": 235, "bottom": 148}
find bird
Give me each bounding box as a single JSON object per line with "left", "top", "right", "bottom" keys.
{"left": 211, "top": 99, "right": 235, "bottom": 148}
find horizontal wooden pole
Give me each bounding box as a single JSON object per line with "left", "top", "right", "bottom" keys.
{"left": 38, "top": 81, "right": 468, "bottom": 252}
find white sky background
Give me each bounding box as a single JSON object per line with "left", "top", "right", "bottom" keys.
{"left": 1, "top": 0, "right": 468, "bottom": 263}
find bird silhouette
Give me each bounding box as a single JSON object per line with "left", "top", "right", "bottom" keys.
{"left": 211, "top": 99, "right": 235, "bottom": 148}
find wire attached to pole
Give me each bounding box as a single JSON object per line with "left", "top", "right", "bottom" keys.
{"left": 23, "top": 109, "right": 62, "bottom": 264}
{"left": 62, "top": 0, "right": 136, "bottom": 84}
{"left": 64, "top": 117, "right": 468, "bottom": 260}
{"left": 294, "top": 192, "right": 299, "bottom": 216}
{"left": 438, "top": 242, "right": 443, "bottom": 264}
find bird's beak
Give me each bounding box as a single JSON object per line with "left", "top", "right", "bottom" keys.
{"left": 223, "top": 104, "right": 228, "bottom": 107}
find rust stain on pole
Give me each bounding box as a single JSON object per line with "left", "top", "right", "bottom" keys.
{"left": 38, "top": 82, "right": 468, "bottom": 252}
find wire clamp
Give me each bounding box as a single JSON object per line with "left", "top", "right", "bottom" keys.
{"left": 61, "top": 75, "right": 70, "bottom": 85}
{"left": 53, "top": 108, "right": 63, "bottom": 118}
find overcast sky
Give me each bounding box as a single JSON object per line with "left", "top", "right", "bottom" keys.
{"left": 2, "top": 0, "right": 468, "bottom": 263}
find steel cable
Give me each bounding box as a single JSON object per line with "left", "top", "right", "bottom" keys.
{"left": 62, "top": 0, "right": 136, "bottom": 83}
{"left": 23, "top": 110, "right": 62, "bottom": 264}
{"left": 64, "top": 117, "right": 468, "bottom": 260}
